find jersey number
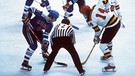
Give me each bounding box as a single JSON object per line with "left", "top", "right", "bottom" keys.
{"left": 96, "top": 8, "right": 108, "bottom": 20}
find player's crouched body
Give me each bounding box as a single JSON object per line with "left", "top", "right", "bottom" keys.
{"left": 21, "top": 7, "right": 59, "bottom": 71}
{"left": 80, "top": 4, "right": 121, "bottom": 72}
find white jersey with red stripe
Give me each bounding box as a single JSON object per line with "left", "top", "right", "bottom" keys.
{"left": 89, "top": 4, "right": 119, "bottom": 36}
{"left": 91, "top": 5, "right": 113, "bottom": 27}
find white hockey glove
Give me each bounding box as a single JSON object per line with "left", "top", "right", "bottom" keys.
{"left": 93, "top": 36, "right": 100, "bottom": 44}
{"left": 22, "top": 12, "right": 28, "bottom": 20}
{"left": 22, "top": 12, "right": 32, "bottom": 24}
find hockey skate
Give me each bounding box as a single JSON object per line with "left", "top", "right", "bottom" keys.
{"left": 102, "top": 56, "right": 116, "bottom": 72}
{"left": 102, "top": 64, "right": 116, "bottom": 72}
{"left": 21, "top": 60, "right": 32, "bottom": 71}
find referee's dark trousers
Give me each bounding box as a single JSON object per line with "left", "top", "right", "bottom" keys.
{"left": 44, "top": 37, "right": 84, "bottom": 73}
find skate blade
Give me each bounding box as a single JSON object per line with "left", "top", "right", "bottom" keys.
{"left": 21, "top": 66, "right": 32, "bottom": 71}
{"left": 102, "top": 68, "right": 116, "bottom": 72}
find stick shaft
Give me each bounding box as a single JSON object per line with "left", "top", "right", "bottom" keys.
{"left": 81, "top": 27, "right": 104, "bottom": 65}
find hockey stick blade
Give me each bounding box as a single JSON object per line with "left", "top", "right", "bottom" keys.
{"left": 121, "top": 22, "right": 125, "bottom": 28}
{"left": 54, "top": 61, "right": 67, "bottom": 67}
{"left": 72, "top": 25, "right": 79, "bottom": 30}
{"left": 69, "top": 24, "right": 79, "bottom": 30}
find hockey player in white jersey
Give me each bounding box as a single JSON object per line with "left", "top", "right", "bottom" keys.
{"left": 80, "top": 4, "right": 121, "bottom": 72}
{"left": 97, "top": 0, "right": 122, "bottom": 61}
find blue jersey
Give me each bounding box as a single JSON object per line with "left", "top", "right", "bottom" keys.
{"left": 29, "top": 8, "right": 53, "bottom": 39}
{"left": 30, "top": 16, "right": 53, "bottom": 33}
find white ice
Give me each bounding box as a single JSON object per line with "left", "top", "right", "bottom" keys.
{"left": 0, "top": 0, "right": 135, "bottom": 76}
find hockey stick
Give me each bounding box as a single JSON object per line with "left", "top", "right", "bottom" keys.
{"left": 34, "top": 0, "right": 41, "bottom": 4}
{"left": 109, "top": 4, "right": 125, "bottom": 28}
{"left": 113, "top": 11, "right": 125, "bottom": 28}
{"left": 27, "top": 23, "right": 67, "bottom": 66}
{"left": 81, "top": 27, "right": 104, "bottom": 65}
{"left": 60, "top": 15, "right": 79, "bottom": 30}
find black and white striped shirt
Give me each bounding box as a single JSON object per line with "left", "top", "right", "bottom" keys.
{"left": 50, "top": 23, "right": 76, "bottom": 44}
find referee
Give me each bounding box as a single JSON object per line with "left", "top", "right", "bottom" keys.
{"left": 43, "top": 19, "right": 85, "bottom": 75}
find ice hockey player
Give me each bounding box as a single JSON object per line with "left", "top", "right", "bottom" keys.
{"left": 43, "top": 19, "right": 85, "bottom": 75}
{"left": 62, "top": 0, "right": 85, "bottom": 18}
{"left": 22, "top": 0, "right": 51, "bottom": 23}
{"left": 21, "top": 7, "right": 59, "bottom": 71}
{"left": 80, "top": 4, "right": 121, "bottom": 72}
{"left": 97, "top": 0, "right": 122, "bottom": 62}
{"left": 22, "top": 0, "right": 52, "bottom": 60}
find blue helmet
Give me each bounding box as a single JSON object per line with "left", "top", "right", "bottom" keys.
{"left": 48, "top": 10, "right": 59, "bottom": 19}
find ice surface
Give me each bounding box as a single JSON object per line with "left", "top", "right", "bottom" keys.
{"left": 0, "top": 0, "right": 135, "bottom": 76}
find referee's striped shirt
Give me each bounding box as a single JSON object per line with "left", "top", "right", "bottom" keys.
{"left": 50, "top": 23, "right": 76, "bottom": 44}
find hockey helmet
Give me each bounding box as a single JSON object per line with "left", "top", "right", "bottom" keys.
{"left": 80, "top": 5, "right": 91, "bottom": 15}
{"left": 61, "top": 18, "right": 70, "bottom": 25}
{"left": 48, "top": 10, "right": 59, "bottom": 19}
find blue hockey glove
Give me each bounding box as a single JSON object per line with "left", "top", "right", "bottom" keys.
{"left": 40, "top": 0, "right": 50, "bottom": 7}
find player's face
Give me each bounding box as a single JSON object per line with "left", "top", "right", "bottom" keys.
{"left": 49, "top": 16, "right": 57, "bottom": 22}
{"left": 47, "top": 16, "right": 57, "bottom": 23}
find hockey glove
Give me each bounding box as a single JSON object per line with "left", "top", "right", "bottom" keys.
{"left": 42, "top": 38, "right": 49, "bottom": 51}
{"left": 40, "top": 0, "right": 50, "bottom": 7}
{"left": 63, "top": 2, "right": 70, "bottom": 11}
{"left": 110, "top": 5, "right": 115, "bottom": 12}
{"left": 41, "top": 39, "right": 49, "bottom": 60}
{"left": 93, "top": 36, "right": 100, "bottom": 44}
{"left": 22, "top": 12, "right": 32, "bottom": 24}
{"left": 22, "top": 12, "right": 28, "bottom": 20}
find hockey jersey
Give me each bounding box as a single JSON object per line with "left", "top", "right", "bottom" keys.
{"left": 97, "top": 0, "right": 121, "bottom": 17}
{"left": 28, "top": 7, "right": 53, "bottom": 39}
{"left": 89, "top": 4, "right": 120, "bottom": 36}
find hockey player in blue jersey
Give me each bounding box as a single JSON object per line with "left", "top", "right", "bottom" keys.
{"left": 22, "top": 0, "right": 52, "bottom": 60}
{"left": 21, "top": 7, "right": 59, "bottom": 71}
{"left": 22, "top": 0, "right": 51, "bottom": 20}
